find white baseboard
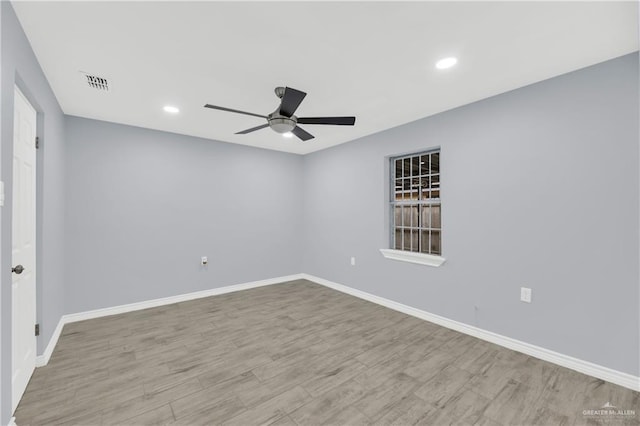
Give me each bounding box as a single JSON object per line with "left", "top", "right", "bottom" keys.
{"left": 35, "top": 273, "right": 305, "bottom": 367}
{"left": 33, "top": 271, "right": 639, "bottom": 392}
{"left": 300, "top": 273, "right": 640, "bottom": 392}
{"left": 35, "top": 316, "right": 65, "bottom": 367}
{"left": 63, "top": 274, "right": 305, "bottom": 323}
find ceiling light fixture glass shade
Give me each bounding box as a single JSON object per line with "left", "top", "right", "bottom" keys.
{"left": 163, "top": 105, "right": 180, "bottom": 113}
{"left": 435, "top": 57, "right": 458, "bottom": 69}
{"left": 269, "top": 117, "right": 296, "bottom": 133}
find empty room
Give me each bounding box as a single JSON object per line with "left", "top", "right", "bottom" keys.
{"left": 1, "top": 1, "right": 639, "bottom": 425}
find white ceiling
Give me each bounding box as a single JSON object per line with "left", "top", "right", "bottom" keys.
{"left": 12, "top": 1, "right": 639, "bottom": 155}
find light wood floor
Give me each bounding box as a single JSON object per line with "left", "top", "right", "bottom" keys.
{"left": 16, "top": 280, "right": 638, "bottom": 425}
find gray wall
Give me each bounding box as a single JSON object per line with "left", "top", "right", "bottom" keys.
{"left": 1, "top": 2, "right": 67, "bottom": 423}
{"left": 64, "top": 117, "right": 304, "bottom": 314}
{"left": 303, "top": 53, "right": 640, "bottom": 376}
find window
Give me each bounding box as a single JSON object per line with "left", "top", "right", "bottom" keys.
{"left": 390, "top": 149, "right": 441, "bottom": 255}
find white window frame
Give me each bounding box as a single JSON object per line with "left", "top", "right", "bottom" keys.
{"left": 380, "top": 149, "right": 446, "bottom": 267}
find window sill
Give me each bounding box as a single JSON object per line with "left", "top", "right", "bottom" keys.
{"left": 379, "top": 249, "right": 446, "bottom": 267}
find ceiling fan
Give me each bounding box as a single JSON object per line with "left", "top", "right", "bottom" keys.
{"left": 204, "top": 87, "right": 356, "bottom": 141}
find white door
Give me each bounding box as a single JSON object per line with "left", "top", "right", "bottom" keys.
{"left": 12, "top": 86, "right": 37, "bottom": 413}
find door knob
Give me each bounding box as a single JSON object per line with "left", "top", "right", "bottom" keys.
{"left": 11, "top": 265, "right": 24, "bottom": 274}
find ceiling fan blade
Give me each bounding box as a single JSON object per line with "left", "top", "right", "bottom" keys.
{"left": 204, "top": 104, "right": 267, "bottom": 119}
{"left": 235, "top": 123, "right": 270, "bottom": 135}
{"left": 291, "top": 126, "right": 314, "bottom": 141}
{"left": 279, "top": 87, "right": 307, "bottom": 117}
{"left": 297, "top": 116, "right": 356, "bottom": 126}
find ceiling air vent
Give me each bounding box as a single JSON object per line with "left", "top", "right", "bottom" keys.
{"left": 80, "top": 72, "right": 110, "bottom": 92}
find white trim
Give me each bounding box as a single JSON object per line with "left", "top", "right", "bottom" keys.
{"left": 380, "top": 248, "right": 446, "bottom": 267}
{"left": 63, "top": 274, "right": 304, "bottom": 323}
{"left": 8, "top": 417, "right": 16, "bottom": 426}
{"left": 35, "top": 317, "right": 64, "bottom": 367}
{"left": 34, "top": 274, "right": 304, "bottom": 366}
{"left": 300, "top": 273, "right": 640, "bottom": 392}
{"left": 33, "top": 271, "right": 639, "bottom": 392}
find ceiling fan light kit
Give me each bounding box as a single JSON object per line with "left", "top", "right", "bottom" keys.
{"left": 204, "top": 86, "right": 356, "bottom": 142}
{"left": 268, "top": 116, "right": 296, "bottom": 134}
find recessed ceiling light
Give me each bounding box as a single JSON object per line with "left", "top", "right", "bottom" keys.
{"left": 435, "top": 57, "right": 458, "bottom": 70}
{"left": 163, "top": 105, "right": 180, "bottom": 114}
{"left": 283, "top": 132, "right": 294, "bottom": 138}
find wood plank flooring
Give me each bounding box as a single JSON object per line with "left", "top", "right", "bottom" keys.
{"left": 15, "top": 280, "right": 639, "bottom": 425}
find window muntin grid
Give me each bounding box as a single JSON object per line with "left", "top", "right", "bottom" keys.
{"left": 391, "top": 150, "right": 441, "bottom": 255}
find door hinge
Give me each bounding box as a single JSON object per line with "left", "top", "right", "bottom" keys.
{"left": 35, "top": 324, "right": 40, "bottom": 336}
{"left": 35, "top": 136, "right": 40, "bottom": 149}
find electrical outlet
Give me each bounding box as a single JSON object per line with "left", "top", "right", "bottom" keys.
{"left": 520, "top": 287, "right": 532, "bottom": 303}
{"left": 201, "top": 256, "right": 208, "bottom": 266}
{"left": 350, "top": 257, "right": 356, "bottom": 266}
